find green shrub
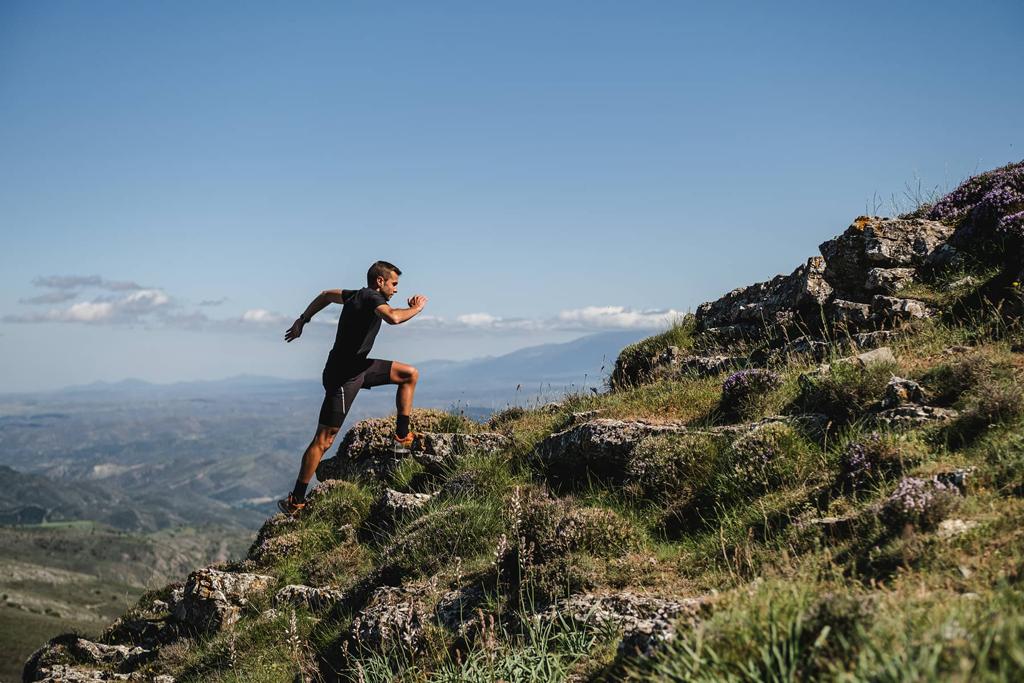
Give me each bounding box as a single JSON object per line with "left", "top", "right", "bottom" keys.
{"left": 725, "top": 422, "right": 811, "bottom": 494}
{"left": 793, "top": 359, "right": 897, "bottom": 424}
{"left": 622, "top": 581, "right": 858, "bottom": 682}
{"left": 982, "top": 430, "right": 1024, "bottom": 495}
{"left": 510, "top": 489, "right": 644, "bottom": 565}
{"left": 380, "top": 502, "right": 502, "bottom": 581}
{"left": 947, "top": 380, "right": 1024, "bottom": 446}
{"left": 302, "top": 539, "right": 373, "bottom": 589}
{"left": 838, "top": 430, "right": 918, "bottom": 489}
{"left": 487, "top": 405, "right": 527, "bottom": 432}
{"left": 625, "top": 432, "right": 727, "bottom": 505}
{"left": 305, "top": 479, "right": 374, "bottom": 528}
{"left": 720, "top": 369, "right": 784, "bottom": 421}
{"left": 920, "top": 352, "right": 999, "bottom": 406}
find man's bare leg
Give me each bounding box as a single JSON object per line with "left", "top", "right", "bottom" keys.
{"left": 390, "top": 361, "right": 419, "bottom": 439}
{"left": 296, "top": 424, "right": 340, "bottom": 490}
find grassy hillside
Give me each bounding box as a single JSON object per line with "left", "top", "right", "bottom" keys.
{"left": 22, "top": 161, "right": 1024, "bottom": 682}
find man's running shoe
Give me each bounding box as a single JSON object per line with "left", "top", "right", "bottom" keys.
{"left": 277, "top": 493, "right": 306, "bottom": 516}
{"left": 393, "top": 431, "right": 418, "bottom": 455}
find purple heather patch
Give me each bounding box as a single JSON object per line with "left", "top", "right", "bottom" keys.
{"left": 842, "top": 432, "right": 882, "bottom": 487}
{"left": 928, "top": 162, "right": 1024, "bottom": 243}
{"left": 885, "top": 475, "right": 959, "bottom": 529}
{"left": 722, "top": 369, "right": 782, "bottom": 403}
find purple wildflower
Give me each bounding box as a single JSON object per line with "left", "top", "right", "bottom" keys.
{"left": 997, "top": 209, "right": 1024, "bottom": 241}
{"left": 841, "top": 433, "right": 880, "bottom": 486}
{"left": 885, "top": 475, "right": 959, "bottom": 530}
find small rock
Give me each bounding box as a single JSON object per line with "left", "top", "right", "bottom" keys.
{"left": 934, "top": 467, "right": 976, "bottom": 493}
{"left": 22, "top": 635, "right": 157, "bottom": 682}
{"left": 866, "top": 267, "right": 916, "bottom": 293}
{"left": 274, "top": 584, "right": 346, "bottom": 611}
{"left": 854, "top": 346, "right": 898, "bottom": 367}
{"left": 937, "top": 518, "right": 979, "bottom": 539}
{"left": 782, "top": 336, "right": 832, "bottom": 361}
{"left": 850, "top": 330, "right": 901, "bottom": 349}
{"left": 881, "top": 377, "right": 926, "bottom": 409}
{"left": 173, "top": 568, "right": 274, "bottom": 634}
{"left": 545, "top": 592, "right": 710, "bottom": 656}
{"left": 811, "top": 346, "right": 896, "bottom": 377}
{"left": 434, "top": 585, "right": 486, "bottom": 634}
{"left": 944, "top": 276, "right": 977, "bottom": 291}
{"left": 873, "top": 405, "right": 958, "bottom": 428}
{"left": 374, "top": 489, "right": 433, "bottom": 526}
{"left": 827, "top": 299, "right": 873, "bottom": 329}
{"left": 657, "top": 350, "right": 745, "bottom": 379}
{"left": 533, "top": 419, "right": 689, "bottom": 484}
{"left": 350, "top": 584, "right": 432, "bottom": 653}
{"left": 872, "top": 295, "right": 930, "bottom": 323}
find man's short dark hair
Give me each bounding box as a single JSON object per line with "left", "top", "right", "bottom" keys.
{"left": 367, "top": 261, "right": 401, "bottom": 287}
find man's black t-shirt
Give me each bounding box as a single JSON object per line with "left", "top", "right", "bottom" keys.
{"left": 324, "top": 287, "right": 387, "bottom": 378}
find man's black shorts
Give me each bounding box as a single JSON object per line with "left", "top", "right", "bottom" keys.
{"left": 318, "top": 359, "right": 393, "bottom": 428}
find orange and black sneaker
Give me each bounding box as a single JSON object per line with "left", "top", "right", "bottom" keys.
{"left": 277, "top": 493, "right": 306, "bottom": 517}
{"left": 393, "top": 431, "right": 417, "bottom": 455}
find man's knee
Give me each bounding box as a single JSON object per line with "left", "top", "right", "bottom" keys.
{"left": 314, "top": 426, "right": 340, "bottom": 449}
{"left": 392, "top": 362, "right": 419, "bottom": 385}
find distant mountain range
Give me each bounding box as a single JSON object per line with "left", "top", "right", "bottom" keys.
{"left": 9, "top": 330, "right": 646, "bottom": 418}
{"left": 0, "top": 330, "right": 651, "bottom": 531}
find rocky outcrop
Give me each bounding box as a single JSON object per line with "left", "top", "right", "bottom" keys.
{"left": 545, "top": 592, "right": 710, "bottom": 655}
{"left": 317, "top": 420, "right": 510, "bottom": 482}
{"left": 623, "top": 346, "right": 747, "bottom": 385}
{"left": 818, "top": 216, "right": 953, "bottom": 298}
{"left": 694, "top": 256, "right": 832, "bottom": 337}
{"left": 533, "top": 415, "right": 829, "bottom": 486}
{"left": 172, "top": 568, "right": 273, "bottom": 634}
{"left": 682, "top": 216, "right": 951, "bottom": 365}
{"left": 22, "top": 635, "right": 162, "bottom": 683}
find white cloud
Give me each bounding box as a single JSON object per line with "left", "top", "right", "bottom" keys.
{"left": 240, "top": 309, "right": 290, "bottom": 325}
{"left": 4, "top": 286, "right": 170, "bottom": 325}
{"left": 456, "top": 312, "right": 502, "bottom": 327}
{"left": 63, "top": 301, "right": 117, "bottom": 322}
{"left": 409, "top": 306, "right": 683, "bottom": 333}
{"left": 555, "top": 306, "right": 685, "bottom": 330}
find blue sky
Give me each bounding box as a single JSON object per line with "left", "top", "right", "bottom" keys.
{"left": 1, "top": 1, "right": 1021, "bottom": 392}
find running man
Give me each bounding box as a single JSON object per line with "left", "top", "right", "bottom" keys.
{"left": 277, "top": 260, "right": 427, "bottom": 515}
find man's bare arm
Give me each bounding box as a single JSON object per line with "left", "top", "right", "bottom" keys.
{"left": 284, "top": 289, "right": 350, "bottom": 342}
{"left": 376, "top": 295, "right": 428, "bottom": 325}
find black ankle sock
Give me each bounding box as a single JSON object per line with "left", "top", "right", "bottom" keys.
{"left": 396, "top": 414, "right": 410, "bottom": 439}
{"left": 292, "top": 478, "right": 309, "bottom": 501}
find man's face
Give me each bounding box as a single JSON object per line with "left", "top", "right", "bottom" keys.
{"left": 377, "top": 273, "right": 399, "bottom": 300}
